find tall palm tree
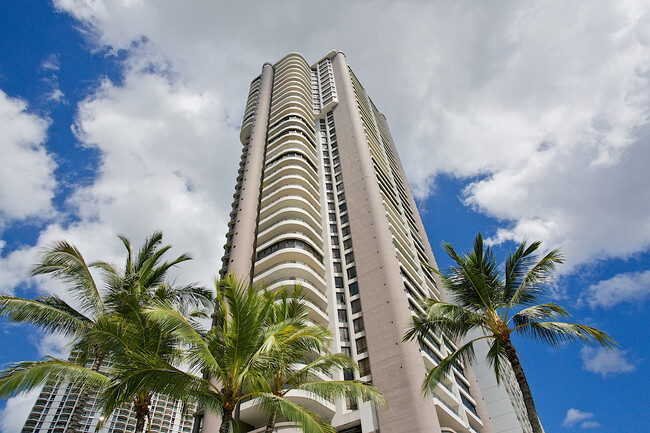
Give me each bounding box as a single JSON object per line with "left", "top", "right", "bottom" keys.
{"left": 0, "top": 232, "right": 211, "bottom": 433}
{"left": 404, "top": 233, "right": 616, "bottom": 433}
{"left": 260, "top": 287, "right": 386, "bottom": 433}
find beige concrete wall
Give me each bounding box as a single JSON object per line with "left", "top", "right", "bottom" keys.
{"left": 331, "top": 51, "right": 443, "bottom": 433}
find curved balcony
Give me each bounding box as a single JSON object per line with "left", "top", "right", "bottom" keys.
{"left": 263, "top": 171, "right": 319, "bottom": 201}
{"left": 255, "top": 247, "right": 324, "bottom": 280}
{"left": 265, "top": 150, "right": 318, "bottom": 176}
{"left": 260, "top": 187, "right": 321, "bottom": 218}
{"left": 254, "top": 260, "right": 326, "bottom": 288}
{"left": 239, "top": 389, "right": 335, "bottom": 428}
{"left": 259, "top": 195, "right": 321, "bottom": 225}
{"left": 257, "top": 218, "right": 323, "bottom": 249}
{"left": 269, "top": 104, "right": 315, "bottom": 129}
{"left": 266, "top": 134, "right": 318, "bottom": 162}
{"left": 258, "top": 206, "right": 322, "bottom": 236}
{"left": 265, "top": 278, "right": 327, "bottom": 310}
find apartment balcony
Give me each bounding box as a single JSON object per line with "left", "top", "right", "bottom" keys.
{"left": 433, "top": 394, "right": 467, "bottom": 433}
{"left": 262, "top": 171, "right": 320, "bottom": 201}
{"left": 254, "top": 247, "right": 324, "bottom": 280}
{"left": 258, "top": 206, "right": 322, "bottom": 237}
{"left": 257, "top": 217, "right": 323, "bottom": 248}
{"left": 259, "top": 195, "right": 321, "bottom": 223}
{"left": 254, "top": 260, "right": 326, "bottom": 290}
{"left": 266, "top": 278, "right": 328, "bottom": 312}
{"left": 239, "top": 390, "right": 335, "bottom": 429}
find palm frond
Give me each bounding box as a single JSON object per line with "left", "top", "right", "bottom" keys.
{"left": 513, "top": 321, "right": 617, "bottom": 349}
{"left": 254, "top": 392, "right": 337, "bottom": 433}
{"left": 0, "top": 358, "right": 109, "bottom": 399}
{"left": 0, "top": 295, "right": 90, "bottom": 336}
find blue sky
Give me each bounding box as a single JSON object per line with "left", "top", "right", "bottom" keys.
{"left": 1, "top": 1, "right": 649, "bottom": 432}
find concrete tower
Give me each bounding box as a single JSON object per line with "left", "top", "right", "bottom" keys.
{"left": 204, "top": 51, "right": 497, "bottom": 433}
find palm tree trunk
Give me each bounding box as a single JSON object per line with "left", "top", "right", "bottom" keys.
{"left": 219, "top": 408, "right": 234, "bottom": 433}
{"left": 265, "top": 410, "right": 278, "bottom": 433}
{"left": 503, "top": 340, "right": 543, "bottom": 433}
{"left": 134, "top": 394, "right": 151, "bottom": 433}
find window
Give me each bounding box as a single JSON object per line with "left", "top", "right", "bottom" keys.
{"left": 325, "top": 174, "right": 332, "bottom": 182}
{"left": 333, "top": 262, "right": 342, "bottom": 273}
{"left": 330, "top": 224, "right": 338, "bottom": 232}
{"left": 341, "top": 226, "right": 350, "bottom": 236}
{"left": 346, "top": 398, "right": 358, "bottom": 411}
{"left": 326, "top": 183, "right": 333, "bottom": 191}
{"left": 338, "top": 309, "right": 348, "bottom": 323}
{"left": 358, "top": 358, "right": 371, "bottom": 376}
{"left": 343, "top": 369, "right": 355, "bottom": 380}
{"left": 341, "top": 346, "right": 351, "bottom": 356}
{"left": 336, "top": 292, "right": 346, "bottom": 305}
{"left": 340, "top": 328, "right": 350, "bottom": 342}
{"left": 329, "top": 213, "right": 336, "bottom": 221}
{"left": 335, "top": 173, "right": 342, "bottom": 183}
{"left": 355, "top": 337, "right": 367, "bottom": 354}
{"left": 335, "top": 277, "right": 344, "bottom": 288}
{"left": 347, "top": 267, "right": 357, "bottom": 279}
{"left": 327, "top": 192, "right": 334, "bottom": 200}
{"left": 339, "top": 203, "right": 347, "bottom": 212}
{"left": 353, "top": 317, "right": 364, "bottom": 333}
{"left": 331, "top": 235, "right": 339, "bottom": 244}
{"left": 332, "top": 249, "right": 340, "bottom": 258}
{"left": 338, "top": 192, "right": 345, "bottom": 202}
{"left": 351, "top": 299, "right": 362, "bottom": 314}
{"left": 328, "top": 202, "right": 335, "bottom": 210}
{"left": 343, "top": 239, "right": 353, "bottom": 249}
{"left": 336, "top": 182, "right": 344, "bottom": 191}
{"left": 349, "top": 282, "right": 359, "bottom": 296}
{"left": 340, "top": 214, "right": 349, "bottom": 224}
{"left": 461, "top": 395, "right": 478, "bottom": 416}
{"left": 345, "top": 251, "right": 354, "bottom": 264}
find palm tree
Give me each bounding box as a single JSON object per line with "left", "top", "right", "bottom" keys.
{"left": 0, "top": 232, "right": 211, "bottom": 433}
{"left": 404, "top": 233, "right": 616, "bottom": 433}
{"left": 259, "top": 287, "right": 386, "bottom": 433}
{"left": 117, "top": 275, "right": 382, "bottom": 433}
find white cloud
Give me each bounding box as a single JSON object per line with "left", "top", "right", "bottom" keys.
{"left": 580, "top": 421, "right": 601, "bottom": 428}
{"left": 584, "top": 269, "right": 650, "bottom": 308}
{"left": 0, "top": 388, "right": 41, "bottom": 433}
{"left": 581, "top": 347, "right": 636, "bottom": 377}
{"left": 46, "top": 0, "right": 650, "bottom": 273}
{"left": 0, "top": 90, "right": 56, "bottom": 223}
{"left": 562, "top": 408, "right": 595, "bottom": 428}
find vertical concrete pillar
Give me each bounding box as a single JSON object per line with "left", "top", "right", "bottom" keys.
{"left": 226, "top": 63, "right": 274, "bottom": 282}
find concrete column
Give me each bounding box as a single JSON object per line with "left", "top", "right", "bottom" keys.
{"left": 226, "top": 63, "right": 274, "bottom": 282}
{"left": 331, "top": 51, "right": 442, "bottom": 433}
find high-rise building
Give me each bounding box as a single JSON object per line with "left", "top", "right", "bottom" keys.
{"left": 202, "top": 51, "right": 499, "bottom": 433}
{"left": 21, "top": 360, "right": 195, "bottom": 433}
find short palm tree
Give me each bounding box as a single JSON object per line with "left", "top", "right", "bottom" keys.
{"left": 0, "top": 232, "right": 211, "bottom": 433}
{"left": 404, "top": 233, "right": 616, "bottom": 433}
{"left": 118, "top": 275, "right": 382, "bottom": 433}
{"left": 259, "top": 287, "right": 386, "bottom": 433}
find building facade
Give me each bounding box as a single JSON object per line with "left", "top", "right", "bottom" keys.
{"left": 22, "top": 363, "right": 195, "bottom": 433}
{"left": 204, "top": 51, "right": 498, "bottom": 433}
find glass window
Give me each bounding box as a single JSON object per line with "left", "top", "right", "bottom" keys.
{"left": 351, "top": 299, "right": 362, "bottom": 314}
{"left": 339, "top": 328, "right": 350, "bottom": 342}
{"left": 334, "top": 262, "right": 342, "bottom": 273}
{"left": 347, "top": 267, "right": 357, "bottom": 279}
{"left": 342, "top": 226, "right": 350, "bottom": 236}
{"left": 336, "top": 292, "right": 346, "bottom": 305}
{"left": 335, "top": 277, "right": 344, "bottom": 288}
{"left": 328, "top": 202, "right": 335, "bottom": 210}
{"left": 336, "top": 180, "right": 344, "bottom": 191}
{"left": 326, "top": 183, "right": 333, "bottom": 191}
{"left": 335, "top": 173, "right": 342, "bottom": 183}
{"left": 338, "top": 192, "right": 345, "bottom": 202}
{"left": 327, "top": 192, "right": 334, "bottom": 200}
{"left": 349, "top": 282, "right": 359, "bottom": 296}
{"left": 339, "top": 203, "right": 347, "bottom": 212}
{"left": 332, "top": 249, "right": 341, "bottom": 258}
{"left": 358, "top": 358, "right": 371, "bottom": 376}
{"left": 331, "top": 235, "right": 339, "bottom": 244}
{"left": 330, "top": 224, "right": 338, "bottom": 232}
{"left": 338, "top": 309, "right": 348, "bottom": 323}
{"left": 329, "top": 213, "right": 336, "bottom": 221}
{"left": 340, "top": 214, "right": 348, "bottom": 224}
{"left": 355, "top": 337, "right": 367, "bottom": 354}
{"left": 353, "top": 317, "right": 364, "bottom": 333}
{"left": 345, "top": 251, "right": 354, "bottom": 264}
{"left": 341, "top": 346, "right": 351, "bottom": 356}
{"left": 343, "top": 369, "right": 354, "bottom": 381}
{"left": 343, "top": 238, "right": 353, "bottom": 249}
